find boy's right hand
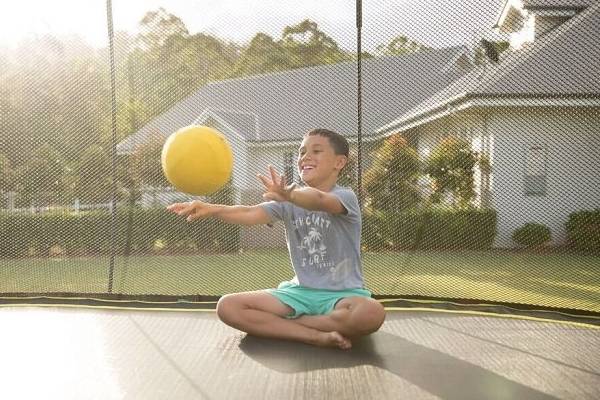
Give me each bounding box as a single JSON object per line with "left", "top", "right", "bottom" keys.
{"left": 166, "top": 200, "right": 215, "bottom": 222}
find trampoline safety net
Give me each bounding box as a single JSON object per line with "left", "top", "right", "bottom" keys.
{"left": 0, "top": 0, "right": 599, "bottom": 322}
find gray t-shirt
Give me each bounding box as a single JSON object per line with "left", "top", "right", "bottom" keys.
{"left": 260, "top": 185, "right": 364, "bottom": 290}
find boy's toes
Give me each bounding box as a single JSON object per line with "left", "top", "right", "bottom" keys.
{"left": 318, "top": 331, "right": 352, "bottom": 350}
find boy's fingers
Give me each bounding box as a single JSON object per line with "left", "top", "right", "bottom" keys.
{"left": 257, "top": 174, "right": 270, "bottom": 188}
{"left": 286, "top": 182, "right": 297, "bottom": 193}
{"left": 187, "top": 208, "right": 207, "bottom": 221}
{"left": 177, "top": 203, "right": 197, "bottom": 216}
{"left": 166, "top": 203, "right": 183, "bottom": 212}
{"left": 187, "top": 213, "right": 198, "bottom": 221}
{"left": 168, "top": 204, "right": 185, "bottom": 214}
{"left": 269, "top": 165, "right": 279, "bottom": 186}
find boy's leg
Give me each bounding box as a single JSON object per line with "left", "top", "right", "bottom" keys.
{"left": 294, "top": 297, "right": 385, "bottom": 339}
{"left": 216, "top": 291, "right": 351, "bottom": 349}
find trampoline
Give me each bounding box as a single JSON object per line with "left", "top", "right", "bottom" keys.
{"left": 1, "top": 0, "right": 600, "bottom": 399}
{"left": 1, "top": 305, "right": 598, "bottom": 399}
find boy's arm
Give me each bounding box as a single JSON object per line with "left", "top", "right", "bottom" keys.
{"left": 258, "top": 166, "right": 346, "bottom": 215}
{"left": 287, "top": 187, "right": 346, "bottom": 215}
{"left": 167, "top": 201, "right": 272, "bottom": 226}
{"left": 213, "top": 204, "right": 273, "bottom": 225}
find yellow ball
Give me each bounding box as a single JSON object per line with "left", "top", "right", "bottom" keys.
{"left": 161, "top": 125, "right": 233, "bottom": 195}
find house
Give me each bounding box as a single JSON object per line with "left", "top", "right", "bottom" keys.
{"left": 377, "top": 0, "right": 600, "bottom": 247}
{"left": 117, "top": 46, "right": 472, "bottom": 247}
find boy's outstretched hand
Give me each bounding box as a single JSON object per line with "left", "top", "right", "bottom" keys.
{"left": 166, "top": 200, "right": 213, "bottom": 221}
{"left": 258, "top": 165, "right": 296, "bottom": 202}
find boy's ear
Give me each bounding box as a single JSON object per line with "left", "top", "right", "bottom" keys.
{"left": 335, "top": 155, "right": 348, "bottom": 171}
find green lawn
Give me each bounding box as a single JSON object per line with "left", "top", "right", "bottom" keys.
{"left": 1, "top": 249, "right": 598, "bottom": 312}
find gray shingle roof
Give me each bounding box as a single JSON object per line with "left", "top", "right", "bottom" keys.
{"left": 523, "top": 0, "right": 596, "bottom": 10}
{"left": 117, "top": 46, "right": 468, "bottom": 153}
{"left": 203, "top": 110, "right": 258, "bottom": 140}
{"left": 379, "top": 1, "right": 600, "bottom": 134}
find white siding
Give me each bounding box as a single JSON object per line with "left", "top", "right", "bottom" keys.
{"left": 204, "top": 118, "right": 249, "bottom": 204}
{"left": 246, "top": 144, "right": 301, "bottom": 193}
{"left": 415, "top": 107, "right": 600, "bottom": 248}
{"left": 490, "top": 107, "right": 600, "bottom": 247}
{"left": 511, "top": 13, "right": 536, "bottom": 50}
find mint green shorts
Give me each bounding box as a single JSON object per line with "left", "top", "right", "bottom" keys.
{"left": 266, "top": 281, "right": 372, "bottom": 318}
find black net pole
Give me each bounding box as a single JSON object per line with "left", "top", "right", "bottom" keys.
{"left": 356, "top": 0, "right": 363, "bottom": 208}
{"left": 106, "top": 0, "right": 118, "bottom": 293}
{"left": 119, "top": 57, "right": 140, "bottom": 295}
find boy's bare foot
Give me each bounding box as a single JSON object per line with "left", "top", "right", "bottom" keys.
{"left": 316, "top": 331, "right": 352, "bottom": 350}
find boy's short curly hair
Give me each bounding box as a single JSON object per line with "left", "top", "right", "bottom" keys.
{"left": 306, "top": 128, "right": 349, "bottom": 157}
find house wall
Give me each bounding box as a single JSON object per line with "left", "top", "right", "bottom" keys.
{"left": 204, "top": 119, "right": 249, "bottom": 204}
{"left": 510, "top": 13, "right": 536, "bottom": 50}
{"left": 246, "top": 144, "right": 300, "bottom": 188}
{"left": 415, "top": 107, "right": 600, "bottom": 248}
{"left": 488, "top": 107, "right": 600, "bottom": 247}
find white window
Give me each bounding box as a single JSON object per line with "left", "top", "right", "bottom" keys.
{"left": 524, "top": 145, "right": 547, "bottom": 196}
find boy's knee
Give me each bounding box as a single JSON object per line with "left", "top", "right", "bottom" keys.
{"left": 216, "top": 294, "right": 242, "bottom": 324}
{"left": 350, "top": 299, "right": 386, "bottom": 336}
{"left": 365, "top": 300, "right": 386, "bottom": 333}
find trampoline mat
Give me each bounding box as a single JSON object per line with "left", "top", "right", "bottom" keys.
{"left": 1, "top": 307, "right": 598, "bottom": 400}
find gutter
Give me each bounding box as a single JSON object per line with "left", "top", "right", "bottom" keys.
{"left": 377, "top": 94, "right": 600, "bottom": 135}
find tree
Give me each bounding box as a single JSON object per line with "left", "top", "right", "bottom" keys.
{"left": 16, "top": 144, "right": 66, "bottom": 206}
{"left": 232, "top": 33, "right": 291, "bottom": 77}
{"left": 131, "top": 8, "right": 192, "bottom": 118}
{"left": 0, "top": 153, "right": 14, "bottom": 193}
{"left": 0, "top": 87, "right": 22, "bottom": 164}
{"left": 337, "top": 149, "right": 357, "bottom": 191}
{"left": 125, "top": 135, "right": 169, "bottom": 208}
{"left": 281, "top": 19, "right": 350, "bottom": 68}
{"left": 133, "top": 10, "right": 238, "bottom": 118}
{"left": 138, "top": 8, "right": 189, "bottom": 50}
{"left": 160, "top": 33, "right": 237, "bottom": 96}
{"left": 3, "top": 35, "right": 108, "bottom": 164}
{"left": 131, "top": 135, "right": 169, "bottom": 189}
{"left": 375, "top": 35, "right": 430, "bottom": 57}
{"left": 74, "top": 145, "right": 113, "bottom": 204}
{"left": 364, "top": 134, "right": 421, "bottom": 212}
{"left": 424, "top": 136, "right": 482, "bottom": 208}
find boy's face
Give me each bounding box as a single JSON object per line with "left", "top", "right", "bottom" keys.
{"left": 297, "top": 135, "right": 347, "bottom": 187}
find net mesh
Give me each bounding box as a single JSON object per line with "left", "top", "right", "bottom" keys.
{"left": 1, "top": 0, "right": 598, "bottom": 315}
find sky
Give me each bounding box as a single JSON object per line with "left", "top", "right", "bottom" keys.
{"left": 0, "top": 0, "right": 505, "bottom": 52}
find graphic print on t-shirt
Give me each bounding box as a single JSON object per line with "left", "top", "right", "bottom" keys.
{"left": 293, "top": 212, "right": 335, "bottom": 270}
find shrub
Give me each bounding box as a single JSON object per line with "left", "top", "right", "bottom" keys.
{"left": 424, "top": 136, "right": 491, "bottom": 208}
{"left": 512, "top": 223, "right": 551, "bottom": 248}
{"left": 566, "top": 209, "right": 600, "bottom": 252}
{"left": 362, "top": 207, "right": 496, "bottom": 250}
{"left": 364, "top": 134, "right": 422, "bottom": 212}
{"left": 0, "top": 207, "right": 241, "bottom": 258}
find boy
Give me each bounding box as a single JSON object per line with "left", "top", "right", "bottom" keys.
{"left": 167, "top": 128, "right": 385, "bottom": 349}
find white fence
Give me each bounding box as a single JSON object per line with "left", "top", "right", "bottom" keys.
{"left": 0, "top": 187, "right": 201, "bottom": 214}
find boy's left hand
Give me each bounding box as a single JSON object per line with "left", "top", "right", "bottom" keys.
{"left": 258, "top": 165, "right": 297, "bottom": 202}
